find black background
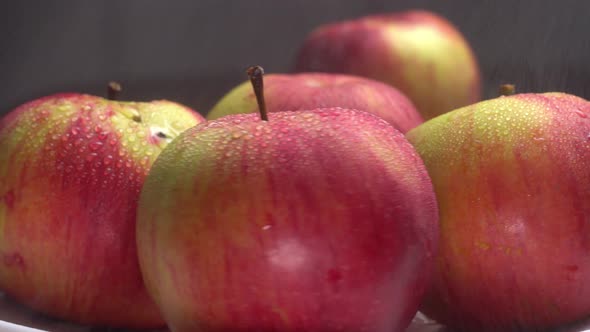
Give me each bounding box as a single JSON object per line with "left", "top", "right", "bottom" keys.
{"left": 1, "top": 0, "right": 589, "bottom": 116}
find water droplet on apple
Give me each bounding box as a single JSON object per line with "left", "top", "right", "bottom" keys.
{"left": 75, "top": 137, "right": 87, "bottom": 146}
{"left": 89, "top": 141, "right": 103, "bottom": 151}
{"left": 575, "top": 109, "right": 587, "bottom": 118}
{"left": 169, "top": 120, "right": 183, "bottom": 131}
{"left": 86, "top": 153, "right": 98, "bottom": 162}
{"left": 97, "top": 131, "right": 109, "bottom": 140}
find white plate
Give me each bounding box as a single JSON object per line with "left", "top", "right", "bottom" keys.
{"left": 0, "top": 320, "right": 45, "bottom": 332}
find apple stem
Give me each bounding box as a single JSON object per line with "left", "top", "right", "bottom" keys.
{"left": 107, "top": 81, "right": 122, "bottom": 101}
{"left": 499, "top": 84, "right": 516, "bottom": 96}
{"left": 246, "top": 65, "right": 268, "bottom": 121}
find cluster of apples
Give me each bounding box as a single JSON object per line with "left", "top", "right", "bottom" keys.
{"left": 1, "top": 9, "right": 590, "bottom": 332}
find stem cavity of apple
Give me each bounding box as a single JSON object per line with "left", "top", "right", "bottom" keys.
{"left": 107, "top": 81, "right": 122, "bottom": 101}
{"left": 499, "top": 84, "right": 516, "bottom": 96}
{"left": 246, "top": 65, "right": 268, "bottom": 121}
{"left": 107, "top": 81, "right": 143, "bottom": 123}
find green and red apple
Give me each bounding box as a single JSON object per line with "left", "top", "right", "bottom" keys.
{"left": 295, "top": 10, "right": 481, "bottom": 120}
{"left": 0, "top": 91, "right": 204, "bottom": 327}
{"left": 208, "top": 72, "right": 423, "bottom": 133}
{"left": 407, "top": 92, "right": 590, "bottom": 331}
{"left": 136, "top": 67, "right": 439, "bottom": 332}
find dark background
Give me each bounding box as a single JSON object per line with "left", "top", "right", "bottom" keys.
{"left": 1, "top": 0, "right": 589, "bottom": 116}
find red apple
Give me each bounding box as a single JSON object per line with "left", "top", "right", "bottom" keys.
{"left": 0, "top": 88, "right": 204, "bottom": 328}
{"left": 407, "top": 92, "right": 590, "bottom": 331}
{"left": 207, "top": 72, "right": 423, "bottom": 133}
{"left": 295, "top": 10, "right": 481, "bottom": 120}
{"left": 136, "top": 67, "right": 439, "bottom": 332}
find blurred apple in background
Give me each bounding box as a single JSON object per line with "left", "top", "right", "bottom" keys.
{"left": 407, "top": 92, "right": 590, "bottom": 331}
{"left": 0, "top": 88, "right": 204, "bottom": 328}
{"left": 294, "top": 10, "right": 481, "bottom": 120}
{"left": 137, "top": 67, "right": 439, "bottom": 332}
{"left": 207, "top": 72, "right": 423, "bottom": 133}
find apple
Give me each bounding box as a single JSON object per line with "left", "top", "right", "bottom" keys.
{"left": 136, "top": 66, "right": 439, "bottom": 332}
{"left": 0, "top": 84, "right": 204, "bottom": 328}
{"left": 294, "top": 10, "right": 481, "bottom": 120}
{"left": 406, "top": 92, "right": 590, "bottom": 331}
{"left": 207, "top": 72, "right": 423, "bottom": 133}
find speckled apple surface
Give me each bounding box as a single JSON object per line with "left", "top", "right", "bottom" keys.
{"left": 407, "top": 93, "right": 590, "bottom": 331}
{"left": 138, "top": 108, "right": 439, "bottom": 332}
{"left": 0, "top": 93, "right": 203, "bottom": 328}
{"left": 295, "top": 10, "right": 481, "bottom": 120}
{"left": 207, "top": 72, "right": 423, "bottom": 133}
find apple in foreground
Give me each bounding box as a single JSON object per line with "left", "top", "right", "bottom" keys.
{"left": 136, "top": 67, "right": 439, "bottom": 332}
{"left": 207, "top": 72, "right": 423, "bottom": 133}
{"left": 407, "top": 92, "right": 590, "bottom": 331}
{"left": 0, "top": 87, "right": 204, "bottom": 328}
{"left": 294, "top": 10, "right": 481, "bottom": 120}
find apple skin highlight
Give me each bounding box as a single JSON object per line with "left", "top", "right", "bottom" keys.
{"left": 407, "top": 93, "right": 590, "bottom": 331}
{"left": 0, "top": 93, "right": 204, "bottom": 328}
{"left": 295, "top": 10, "right": 481, "bottom": 120}
{"left": 207, "top": 72, "right": 423, "bottom": 133}
{"left": 137, "top": 108, "right": 439, "bottom": 332}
